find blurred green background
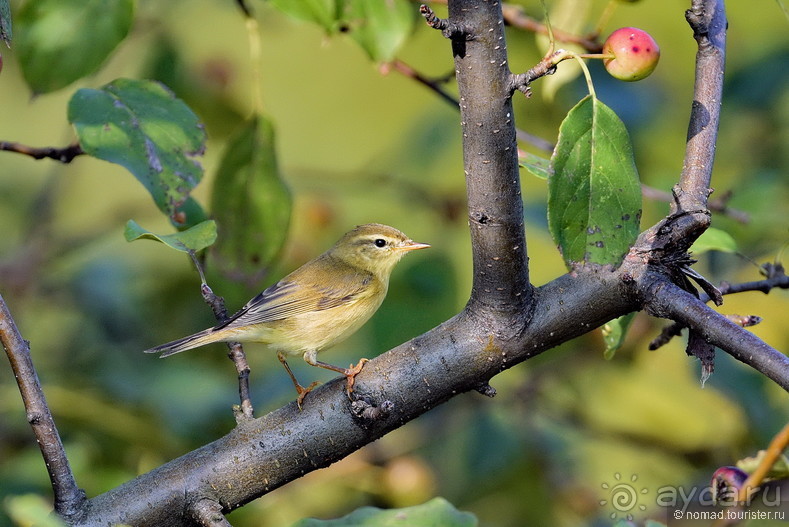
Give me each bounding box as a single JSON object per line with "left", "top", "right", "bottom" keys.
{"left": 0, "top": 0, "right": 787, "bottom": 526}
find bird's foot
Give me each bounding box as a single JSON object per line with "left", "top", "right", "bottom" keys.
{"left": 343, "top": 358, "right": 369, "bottom": 396}
{"left": 295, "top": 381, "right": 320, "bottom": 410}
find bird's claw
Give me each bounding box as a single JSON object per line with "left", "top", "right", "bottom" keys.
{"left": 343, "top": 358, "right": 369, "bottom": 396}
{"left": 295, "top": 381, "right": 320, "bottom": 410}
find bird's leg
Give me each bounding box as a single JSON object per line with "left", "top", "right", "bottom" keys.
{"left": 303, "top": 350, "right": 369, "bottom": 397}
{"left": 277, "top": 351, "right": 318, "bottom": 410}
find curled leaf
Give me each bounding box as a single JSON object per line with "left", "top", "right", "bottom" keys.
{"left": 124, "top": 219, "right": 217, "bottom": 253}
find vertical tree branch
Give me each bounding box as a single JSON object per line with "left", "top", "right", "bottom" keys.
{"left": 676, "top": 0, "right": 727, "bottom": 211}
{"left": 446, "top": 0, "right": 533, "bottom": 322}
{"left": 631, "top": 0, "right": 727, "bottom": 256}
{"left": 0, "top": 293, "right": 86, "bottom": 520}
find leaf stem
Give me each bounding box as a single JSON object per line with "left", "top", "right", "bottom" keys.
{"left": 594, "top": 0, "right": 619, "bottom": 36}
{"left": 539, "top": 0, "right": 556, "bottom": 55}
{"left": 564, "top": 51, "right": 597, "bottom": 100}
{"left": 246, "top": 14, "right": 264, "bottom": 115}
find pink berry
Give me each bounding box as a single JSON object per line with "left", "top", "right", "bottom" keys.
{"left": 602, "top": 27, "right": 660, "bottom": 81}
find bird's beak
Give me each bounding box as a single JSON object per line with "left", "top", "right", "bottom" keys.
{"left": 397, "top": 240, "right": 431, "bottom": 252}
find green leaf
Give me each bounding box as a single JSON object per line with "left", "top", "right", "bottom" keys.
{"left": 16, "top": 0, "right": 133, "bottom": 94}
{"left": 548, "top": 95, "right": 642, "bottom": 267}
{"left": 268, "top": 0, "right": 341, "bottom": 32}
{"left": 209, "top": 115, "right": 292, "bottom": 287}
{"left": 602, "top": 313, "right": 636, "bottom": 360}
{"left": 690, "top": 227, "right": 738, "bottom": 255}
{"left": 0, "top": 0, "right": 12, "bottom": 47}
{"left": 268, "top": 0, "right": 414, "bottom": 61}
{"left": 124, "top": 219, "right": 217, "bottom": 253}
{"left": 519, "top": 152, "right": 551, "bottom": 180}
{"left": 290, "top": 497, "right": 478, "bottom": 527}
{"left": 345, "top": 0, "right": 415, "bottom": 62}
{"left": 68, "top": 79, "right": 207, "bottom": 227}
{"left": 737, "top": 451, "right": 789, "bottom": 479}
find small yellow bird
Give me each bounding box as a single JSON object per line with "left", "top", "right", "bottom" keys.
{"left": 145, "top": 223, "right": 429, "bottom": 406}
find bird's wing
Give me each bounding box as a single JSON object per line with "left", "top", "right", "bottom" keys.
{"left": 215, "top": 262, "right": 375, "bottom": 330}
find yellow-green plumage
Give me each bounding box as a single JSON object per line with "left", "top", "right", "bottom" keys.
{"left": 144, "top": 223, "right": 429, "bottom": 402}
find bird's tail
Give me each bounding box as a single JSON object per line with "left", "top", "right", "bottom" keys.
{"left": 144, "top": 328, "right": 227, "bottom": 358}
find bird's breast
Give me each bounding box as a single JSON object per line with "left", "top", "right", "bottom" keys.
{"left": 275, "top": 287, "right": 386, "bottom": 355}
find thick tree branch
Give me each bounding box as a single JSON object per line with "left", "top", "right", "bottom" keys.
{"left": 0, "top": 293, "right": 86, "bottom": 521}
{"left": 445, "top": 0, "right": 533, "bottom": 318}
{"left": 72, "top": 267, "right": 637, "bottom": 526}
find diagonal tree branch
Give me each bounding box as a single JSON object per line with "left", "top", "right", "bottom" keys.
{"left": 641, "top": 277, "right": 789, "bottom": 389}
{"left": 650, "top": 264, "right": 788, "bottom": 349}
{"left": 71, "top": 267, "right": 638, "bottom": 526}
{"left": 0, "top": 293, "right": 86, "bottom": 521}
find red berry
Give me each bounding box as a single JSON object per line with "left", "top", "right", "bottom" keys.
{"left": 602, "top": 27, "right": 660, "bottom": 81}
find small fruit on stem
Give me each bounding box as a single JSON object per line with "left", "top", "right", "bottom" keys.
{"left": 602, "top": 27, "right": 660, "bottom": 81}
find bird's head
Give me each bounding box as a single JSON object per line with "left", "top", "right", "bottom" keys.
{"left": 330, "top": 223, "right": 430, "bottom": 278}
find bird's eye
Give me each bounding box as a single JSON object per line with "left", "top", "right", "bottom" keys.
{"left": 374, "top": 238, "right": 387, "bottom": 248}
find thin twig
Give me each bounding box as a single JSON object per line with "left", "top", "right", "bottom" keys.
{"left": 419, "top": 4, "right": 469, "bottom": 39}
{"left": 387, "top": 57, "right": 555, "bottom": 152}
{"left": 234, "top": 0, "right": 252, "bottom": 18}
{"left": 0, "top": 293, "right": 86, "bottom": 519}
{"left": 188, "top": 252, "right": 255, "bottom": 420}
{"left": 191, "top": 498, "right": 233, "bottom": 526}
{"left": 508, "top": 50, "right": 562, "bottom": 97}
{"left": 710, "top": 422, "right": 789, "bottom": 527}
{"left": 500, "top": 3, "right": 602, "bottom": 52}
{"left": 738, "top": 422, "right": 789, "bottom": 503}
{"left": 0, "top": 141, "right": 84, "bottom": 163}
{"left": 386, "top": 58, "right": 459, "bottom": 107}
